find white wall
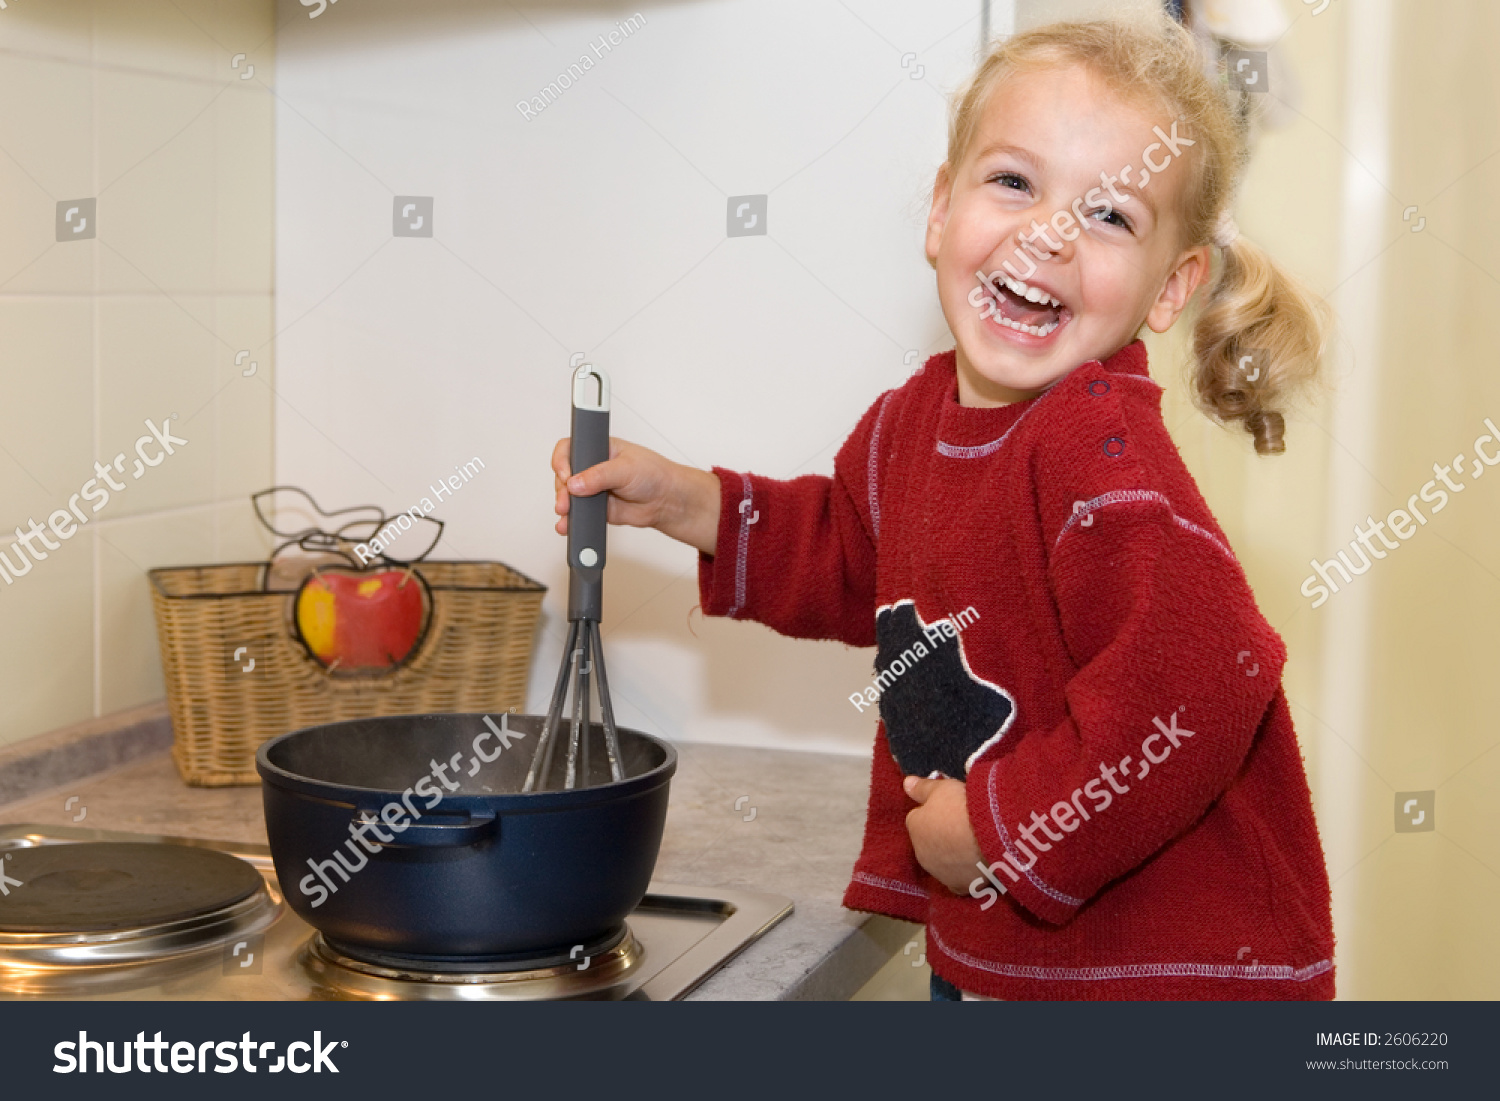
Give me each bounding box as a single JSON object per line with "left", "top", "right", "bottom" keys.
{"left": 273, "top": 0, "right": 990, "bottom": 753}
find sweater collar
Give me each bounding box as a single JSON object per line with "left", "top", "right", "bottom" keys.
{"left": 932, "top": 340, "right": 1150, "bottom": 450}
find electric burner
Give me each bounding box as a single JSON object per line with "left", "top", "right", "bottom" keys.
{"left": 0, "top": 842, "right": 263, "bottom": 932}
{"left": 0, "top": 841, "right": 277, "bottom": 971}
{"left": 0, "top": 825, "right": 793, "bottom": 1001}
{"left": 326, "top": 922, "right": 630, "bottom": 974}
{"left": 304, "top": 926, "right": 643, "bottom": 1001}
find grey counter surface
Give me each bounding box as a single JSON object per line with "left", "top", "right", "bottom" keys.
{"left": 0, "top": 708, "right": 913, "bottom": 1000}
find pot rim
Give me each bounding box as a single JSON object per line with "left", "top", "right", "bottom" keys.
{"left": 255, "top": 711, "right": 676, "bottom": 812}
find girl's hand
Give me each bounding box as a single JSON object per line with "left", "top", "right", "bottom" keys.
{"left": 903, "top": 775, "right": 985, "bottom": 895}
{"left": 551, "top": 437, "right": 722, "bottom": 556}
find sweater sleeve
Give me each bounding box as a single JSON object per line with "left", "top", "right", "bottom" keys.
{"left": 696, "top": 392, "right": 893, "bottom": 647}
{"left": 964, "top": 381, "right": 1286, "bottom": 926}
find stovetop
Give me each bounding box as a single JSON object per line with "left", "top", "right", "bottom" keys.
{"left": 0, "top": 824, "right": 794, "bottom": 1000}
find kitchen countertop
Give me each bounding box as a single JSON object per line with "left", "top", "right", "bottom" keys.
{"left": 0, "top": 711, "right": 913, "bottom": 1000}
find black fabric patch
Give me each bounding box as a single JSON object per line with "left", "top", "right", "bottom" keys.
{"left": 875, "top": 601, "right": 1013, "bottom": 780}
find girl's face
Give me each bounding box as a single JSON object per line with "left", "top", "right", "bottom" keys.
{"left": 927, "top": 64, "right": 1212, "bottom": 406}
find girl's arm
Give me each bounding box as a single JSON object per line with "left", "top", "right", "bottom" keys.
{"left": 553, "top": 393, "right": 893, "bottom": 648}
{"left": 695, "top": 395, "right": 891, "bottom": 646}
{"left": 552, "top": 438, "right": 722, "bottom": 553}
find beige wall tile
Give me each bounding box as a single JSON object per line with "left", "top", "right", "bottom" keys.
{"left": 0, "top": 525, "right": 93, "bottom": 749}
{"left": 91, "top": 0, "right": 216, "bottom": 84}
{"left": 0, "top": 54, "right": 95, "bottom": 295}
{"left": 215, "top": 492, "right": 277, "bottom": 562}
{"left": 0, "top": 297, "right": 94, "bottom": 523}
{"left": 213, "top": 83, "right": 276, "bottom": 294}
{"left": 95, "top": 504, "right": 211, "bottom": 714}
{"left": 0, "top": 1, "right": 276, "bottom": 753}
{"left": 96, "top": 295, "right": 219, "bottom": 516}
{"left": 83, "top": 450, "right": 274, "bottom": 716}
{"left": 97, "top": 501, "right": 277, "bottom": 715}
{"left": 172, "top": 0, "right": 280, "bottom": 57}
{"left": 96, "top": 68, "right": 217, "bottom": 295}
{"left": 0, "top": 1, "right": 94, "bottom": 67}
{"left": 207, "top": 294, "right": 275, "bottom": 501}
{"left": 0, "top": 52, "right": 92, "bottom": 198}
{"left": 0, "top": 153, "right": 72, "bottom": 294}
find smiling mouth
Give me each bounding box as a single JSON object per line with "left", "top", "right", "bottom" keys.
{"left": 981, "top": 273, "right": 1071, "bottom": 338}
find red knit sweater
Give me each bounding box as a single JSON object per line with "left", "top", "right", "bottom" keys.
{"left": 698, "top": 341, "right": 1335, "bottom": 1000}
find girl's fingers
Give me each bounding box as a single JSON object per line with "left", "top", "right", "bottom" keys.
{"left": 903, "top": 775, "right": 938, "bottom": 802}
{"left": 551, "top": 438, "right": 573, "bottom": 479}
{"left": 569, "top": 456, "right": 627, "bottom": 498}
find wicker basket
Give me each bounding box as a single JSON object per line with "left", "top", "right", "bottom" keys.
{"left": 149, "top": 560, "right": 545, "bottom": 786}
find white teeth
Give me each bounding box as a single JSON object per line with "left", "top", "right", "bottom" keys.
{"left": 998, "top": 275, "right": 1062, "bottom": 309}
{"left": 988, "top": 309, "right": 1059, "bottom": 337}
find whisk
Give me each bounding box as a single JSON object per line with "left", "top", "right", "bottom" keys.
{"left": 522, "top": 363, "right": 625, "bottom": 792}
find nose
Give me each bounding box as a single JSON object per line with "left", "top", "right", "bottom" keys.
{"left": 1018, "top": 214, "right": 1075, "bottom": 263}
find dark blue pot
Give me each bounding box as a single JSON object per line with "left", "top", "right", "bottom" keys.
{"left": 256, "top": 712, "right": 674, "bottom": 961}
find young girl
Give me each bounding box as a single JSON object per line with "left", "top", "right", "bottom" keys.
{"left": 552, "top": 16, "right": 1335, "bottom": 1001}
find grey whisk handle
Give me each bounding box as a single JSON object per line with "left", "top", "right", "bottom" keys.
{"left": 568, "top": 365, "right": 610, "bottom": 623}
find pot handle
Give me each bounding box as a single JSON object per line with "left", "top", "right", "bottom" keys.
{"left": 353, "top": 809, "right": 498, "bottom": 848}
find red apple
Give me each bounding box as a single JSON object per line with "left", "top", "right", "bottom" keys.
{"left": 295, "top": 567, "right": 430, "bottom": 671}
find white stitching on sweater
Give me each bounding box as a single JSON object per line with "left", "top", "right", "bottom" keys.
{"left": 1055, "top": 489, "right": 1235, "bottom": 562}
{"left": 936, "top": 362, "right": 1159, "bottom": 459}
{"left": 852, "top": 871, "right": 929, "bottom": 899}
{"left": 935, "top": 392, "right": 1046, "bottom": 459}
{"left": 986, "top": 765, "right": 1086, "bottom": 908}
{"left": 729, "top": 473, "right": 753, "bottom": 618}
{"left": 928, "top": 924, "right": 1333, "bottom": 983}
{"left": 934, "top": 360, "right": 1086, "bottom": 459}
{"left": 868, "top": 391, "right": 894, "bottom": 540}
{"left": 1111, "top": 371, "right": 1163, "bottom": 391}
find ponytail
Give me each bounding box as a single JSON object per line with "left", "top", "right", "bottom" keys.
{"left": 1190, "top": 234, "right": 1330, "bottom": 455}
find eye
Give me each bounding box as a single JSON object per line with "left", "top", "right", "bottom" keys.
{"left": 1090, "top": 206, "right": 1134, "bottom": 234}
{"left": 988, "top": 171, "right": 1030, "bottom": 193}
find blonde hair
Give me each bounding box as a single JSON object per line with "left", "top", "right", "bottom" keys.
{"left": 944, "top": 16, "right": 1329, "bottom": 454}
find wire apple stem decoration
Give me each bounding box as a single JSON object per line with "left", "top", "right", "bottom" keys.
{"left": 251, "top": 486, "right": 442, "bottom": 676}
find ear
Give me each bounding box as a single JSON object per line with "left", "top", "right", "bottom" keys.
{"left": 1145, "top": 244, "right": 1212, "bottom": 333}
{"left": 925, "top": 164, "right": 954, "bottom": 269}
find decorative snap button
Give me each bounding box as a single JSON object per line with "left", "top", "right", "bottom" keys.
{"left": 1088, "top": 380, "right": 1111, "bottom": 396}
{"left": 1103, "top": 437, "right": 1126, "bottom": 457}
